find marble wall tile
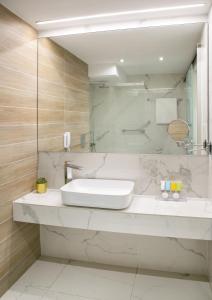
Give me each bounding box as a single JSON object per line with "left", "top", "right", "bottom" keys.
{"left": 38, "top": 151, "right": 210, "bottom": 277}
{"left": 40, "top": 226, "right": 208, "bottom": 276}
{"left": 157, "top": 155, "right": 201, "bottom": 197}
{"left": 38, "top": 152, "right": 209, "bottom": 197}
{"left": 187, "top": 156, "right": 210, "bottom": 198}
{"left": 90, "top": 74, "right": 187, "bottom": 154}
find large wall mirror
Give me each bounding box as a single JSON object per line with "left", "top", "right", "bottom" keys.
{"left": 38, "top": 21, "right": 209, "bottom": 155}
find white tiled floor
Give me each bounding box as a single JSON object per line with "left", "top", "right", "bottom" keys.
{"left": 1, "top": 260, "right": 212, "bottom": 300}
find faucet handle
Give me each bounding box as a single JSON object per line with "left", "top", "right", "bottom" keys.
{"left": 65, "top": 161, "right": 83, "bottom": 170}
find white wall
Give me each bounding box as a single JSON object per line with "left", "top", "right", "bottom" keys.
{"left": 209, "top": 8, "right": 212, "bottom": 143}
{"left": 207, "top": 5, "right": 212, "bottom": 290}
{"left": 197, "top": 23, "right": 209, "bottom": 146}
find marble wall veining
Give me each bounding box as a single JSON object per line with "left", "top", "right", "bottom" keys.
{"left": 38, "top": 151, "right": 209, "bottom": 276}
{"left": 38, "top": 151, "right": 209, "bottom": 198}
{"left": 90, "top": 74, "right": 187, "bottom": 154}
{"left": 0, "top": 1, "right": 211, "bottom": 295}
{"left": 0, "top": 4, "right": 40, "bottom": 296}
{"left": 41, "top": 226, "right": 208, "bottom": 276}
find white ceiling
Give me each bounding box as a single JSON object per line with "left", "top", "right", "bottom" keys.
{"left": 0, "top": 0, "right": 211, "bottom": 28}
{"left": 52, "top": 23, "right": 203, "bottom": 75}
{"left": 0, "top": 0, "right": 211, "bottom": 75}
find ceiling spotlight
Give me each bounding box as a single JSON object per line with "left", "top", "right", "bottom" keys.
{"left": 120, "top": 59, "right": 124, "bottom": 63}
{"left": 159, "top": 57, "right": 164, "bottom": 61}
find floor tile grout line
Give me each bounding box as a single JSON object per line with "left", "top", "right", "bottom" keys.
{"left": 129, "top": 266, "right": 139, "bottom": 300}
{"left": 47, "top": 264, "right": 67, "bottom": 290}
{"left": 2, "top": 259, "right": 212, "bottom": 299}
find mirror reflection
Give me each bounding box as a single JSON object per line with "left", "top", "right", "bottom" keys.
{"left": 168, "top": 120, "right": 189, "bottom": 142}
{"left": 38, "top": 22, "right": 208, "bottom": 154}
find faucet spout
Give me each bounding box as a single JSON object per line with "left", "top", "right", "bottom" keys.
{"left": 64, "top": 161, "right": 83, "bottom": 184}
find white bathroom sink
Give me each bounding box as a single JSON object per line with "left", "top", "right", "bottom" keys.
{"left": 61, "top": 179, "right": 135, "bottom": 209}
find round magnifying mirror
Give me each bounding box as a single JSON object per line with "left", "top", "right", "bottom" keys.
{"left": 168, "top": 119, "right": 189, "bottom": 142}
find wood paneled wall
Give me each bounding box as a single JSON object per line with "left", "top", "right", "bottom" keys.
{"left": 0, "top": 4, "right": 40, "bottom": 295}
{"left": 0, "top": 4, "right": 90, "bottom": 295}
{"left": 38, "top": 38, "right": 90, "bottom": 152}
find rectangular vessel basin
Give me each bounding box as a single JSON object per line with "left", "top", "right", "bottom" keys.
{"left": 61, "top": 179, "right": 135, "bottom": 209}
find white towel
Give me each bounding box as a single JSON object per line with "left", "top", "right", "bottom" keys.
{"left": 156, "top": 98, "right": 177, "bottom": 124}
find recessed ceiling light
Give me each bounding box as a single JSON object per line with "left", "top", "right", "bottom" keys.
{"left": 36, "top": 3, "right": 205, "bottom": 25}
{"left": 120, "top": 59, "right": 124, "bottom": 63}
{"left": 159, "top": 57, "right": 164, "bottom": 62}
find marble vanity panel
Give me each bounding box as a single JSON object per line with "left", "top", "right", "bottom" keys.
{"left": 38, "top": 152, "right": 209, "bottom": 197}
{"left": 13, "top": 191, "right": 212, "bottom": 240}
{"left": 40, "top": 226, "right": 208, "bottom": 276}
{"left": 37, "top": 151, "right": 210, "bottom": 277}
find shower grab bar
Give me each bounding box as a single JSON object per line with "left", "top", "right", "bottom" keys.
{"left": 122, "top": 129, "right": 145, "bottom": 133}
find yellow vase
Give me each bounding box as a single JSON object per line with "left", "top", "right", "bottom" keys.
{"left": 36, "top": 183, "right": 47, "bottom": 193}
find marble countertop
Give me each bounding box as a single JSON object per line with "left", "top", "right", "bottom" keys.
{"left": 14, "top": 189, "right": 212, "bottom": 219}
{"left": 13, "top": 190, "right": 212, "bottom": 240}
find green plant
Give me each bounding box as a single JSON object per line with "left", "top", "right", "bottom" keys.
{"left": 36, "top": 177, "right": 47, "bottom": 184}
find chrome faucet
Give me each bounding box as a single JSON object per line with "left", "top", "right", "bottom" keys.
{"left": 64, "top": 161, "right": 82, "bottom": 184}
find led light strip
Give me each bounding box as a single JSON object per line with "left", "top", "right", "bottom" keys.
{"left": 36, "top": 3, "right": 205, "bottom": 25}
{"left": 38, "top": 16, "right": 207, "bottom": 38}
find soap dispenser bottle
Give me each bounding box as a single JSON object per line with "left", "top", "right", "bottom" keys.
{"left": 161, "top": 180, "right": 169, "bottom": 200}
{"left": 172, "top": 181, "right": 182, "bottom": 200}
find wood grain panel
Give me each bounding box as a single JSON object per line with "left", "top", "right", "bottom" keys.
{"left": 39, "top": 37, "right": 64, "bottom": 61}
{"left": 65, "top": 98, "right": 89, "bottom": 113}
{"left": 0, "top": 140, "right": 37, "bottom": 165}
{"left": 38, "top": 37, "right": 90, "bottom": 152}
{"left": 65, "top": 89, "right": 89, "bottom": 112}
{"left": 0, "top": 223, "right": 38, "bottom": 261}
{"left": 0, "top": 156, "right": 37, "bottom": 186}
{"left": 0, "top": 219, "right": 26, "bottom": 244}
{"left": 0, "top": 64, "right": 37, "bottom": 92}
{"left": 64, "top": 73, "right": 89, "bottom": 91}
{"left": 0, "top": 107, "right": 37, "bottom": 125}
{"left": 38, "top": 94, "right": 64, "bottom": 110}
{"left": 65, "top": 111, "right": 89, "bottom": 124}
{"left": 0, "top": 125, "right": 37, "bottom": 145}
{"left": 0, "top": 43, "right": 37, "bottom": 76}
{"left": 0, "top": 225, "right": 39, "bottom": 277}
{"left": 64, "top": 123, "right": 90, "bottom": 135}
{"left": 38, "top": 109, "right": 64, "bottom": 124}
{"left": 0, "top": 239, "right": 39, "bottom": 281}
{"left": 0, "top": 4, "right": 40, "bottom": 296}
{"left": 0, "top": 204, "right": 12, "bottom": 225}
{"left": 0, "top": 173, "right": 36, "bottom": 205}
{"left": 38, "top": 136, "right": 64, "bottom": 152}
{"left": 38, "top": 62, "right": 65, "bottom": 85}
{"left": 64, "top": 49, "right": 88, "bottom": 79}
{"left": 38, "top": 124, "right": 64, "bottom": 138}
{"left": 0, "top": 86, "right": 37, "bottom": 108}
{"left": 39, "top": 78, "right": 65, "bottom": 98}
